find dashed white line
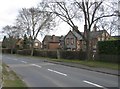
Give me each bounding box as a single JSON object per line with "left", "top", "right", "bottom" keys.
{"left": 21, "top": 61, "right": 27, "bottom": 64}
{"left": 83, "top": 80, "right": 106, "bottom": 89}
{"left": 47, "top": 69, "right": 67, "bottom": 76}
{"left": 31, "top": 64, "right": 42, "bottom": 68}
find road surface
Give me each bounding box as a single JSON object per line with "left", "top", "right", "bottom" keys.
{"left": 2, "top": 54, "right": 119, "bottom": 88}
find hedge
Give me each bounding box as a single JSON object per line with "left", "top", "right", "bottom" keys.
{"left": 33, "top": 50, "right": 57, "bottom": 58}
{"left": 97, "top": 40, "right": 120, "bottom": 55}
{"left": 17, "top": 49, "right": 86, "bottom": 60}
{"left": 17, "top": 49, "right": 31, "bottom": 55}
{"left": 2, "top": 48, "right": 11, "bottom": 53}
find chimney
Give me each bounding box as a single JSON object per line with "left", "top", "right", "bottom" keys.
{"left": 52, "top": 35, "right": 55, "bottom": 42}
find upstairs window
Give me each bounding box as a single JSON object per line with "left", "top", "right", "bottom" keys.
{"left": 71, "top": 38, "right": 74, "bottom": 45}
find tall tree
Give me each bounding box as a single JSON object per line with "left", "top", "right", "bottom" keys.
{"left": 16, "top": 3, "right": 55, "bottom": 56}
{"left": 47, "top": 0, "right": 118, "bottom": 60}
{"left": 75, "top": 0, "right": 118, "bottom": 60}
{"left": 2, "top": 36, "right": 7, "bottom": 48}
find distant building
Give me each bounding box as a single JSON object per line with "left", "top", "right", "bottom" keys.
{"left": 63, "top": 25, "right": 110, "bottom": 51}
{"left": 64, "top": 30, "right": 83, "bottom": 51}
{"left": 42, "top": 35, "right": 60, "bottom": 50}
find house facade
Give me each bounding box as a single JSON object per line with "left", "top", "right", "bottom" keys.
{"left": 64, "top": 30, "right": 83, "bottom": 51}
{"left": 42, "top": 35, "right": 60, "bottom": 50}
{"left": 89, "top": 30, "right": 111, "bottom": 52}
{"left": 42, "top": 26, "right": 110, "bottom": 51}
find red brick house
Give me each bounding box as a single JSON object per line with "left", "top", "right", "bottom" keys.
{"left": 42, "top": 35, "right": 60, "bottom": 50}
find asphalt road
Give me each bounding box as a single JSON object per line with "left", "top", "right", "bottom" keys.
{"left": 2, "top": 54, "right": 119, "bottom": 88}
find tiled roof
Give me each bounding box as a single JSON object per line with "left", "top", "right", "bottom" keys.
{"left": 72, "top": 30, "right": 83, "bottom": 40}
{"left": 43, "top": 35, "right": 60, "bottom": 43}
{"left": 90, "top": 30, "right": 107, "bottom": 39}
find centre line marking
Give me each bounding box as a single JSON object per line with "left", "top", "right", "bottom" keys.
{"left": 83, "top": 80, "right": 106, "bottom": 89}
{"left": 21, "top": 61, "right": 27, "bottom": 64}
{"left": 47, "top": 69, "right": 67, "bottom": 76}
{"left": 31, "top": 64, "right": 42, "bottom": 68}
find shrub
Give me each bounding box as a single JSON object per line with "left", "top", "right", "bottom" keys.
{"left": 2, "top": 48, "right": 11, "bottom": 53}
{"left": 17, "top": 49, "right": 31, "bottom": 55}
{"left": 98, "top": 40, "right": 120, "bottom": 55}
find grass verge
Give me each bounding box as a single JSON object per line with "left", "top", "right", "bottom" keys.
{"left": 49, "top": 58, "right": 119, "bottom": 70}
{"left": 2, "top": 63, "right": 27, "bottom": 87}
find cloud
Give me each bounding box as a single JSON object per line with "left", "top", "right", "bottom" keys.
{"left": 0, "top": 0, "right": 40, "bottom": 41}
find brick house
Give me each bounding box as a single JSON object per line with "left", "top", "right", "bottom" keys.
{"left": 63, "top": 25, "right": 110, "bottom": 51}
{"left": 64, "top": 30, "right": 83, "bottom": 51}
{"left": 16, "top": 38, "right": 41, "bottom": 49}
{"left": 42, "top": 35, "right": 60, "bottom": 50}
{"left": 89, "top": 30, "right": 110, "bottom": 52}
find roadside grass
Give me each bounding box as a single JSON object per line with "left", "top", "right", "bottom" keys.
{"left": 50, "top": 58, "right": 119, "bottom": 70}
{"left": 2, "top": 63, "right": 27, "bottom": 87}
{"left": 10, "top": 54, "right": 119, "bottom": 70}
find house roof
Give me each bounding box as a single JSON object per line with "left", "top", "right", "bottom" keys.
{"left": 42, "top": 35, "right": 60, "bottom": 43}
{"left": 72, "top": 30, "right": 83, "bottom": 40}
{"left": 90, "top": 30, "right": 108, "bottom": 39}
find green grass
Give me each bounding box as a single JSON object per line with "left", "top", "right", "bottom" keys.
{"left": 50, "top": 58, "right": 119, "bottom": 70}
{"left": 2, "top": 63, "right": 28, "bottom": 87}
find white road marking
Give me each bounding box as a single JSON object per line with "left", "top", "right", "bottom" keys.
{"left": 21, "top": 61, "right": 27, "bottom": 64}
{"left": 47, "top": 69, "right": 67, "bottom": 76}
{"left": 31, "top": 64, "right": 42, "bottom": 68}
{"left": 83, "top": 80, "right": 106, "bottom": 89}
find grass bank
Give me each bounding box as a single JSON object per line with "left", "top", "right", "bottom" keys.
{"left": 49, "top": 58, "right": 119, "bottom": 70}
{"left": 2, "top": 63, "right": 28, "bottom": 87}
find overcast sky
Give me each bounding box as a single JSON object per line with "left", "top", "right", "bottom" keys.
{"left": 0, "top": 0, "right": 76, "bottom": 41}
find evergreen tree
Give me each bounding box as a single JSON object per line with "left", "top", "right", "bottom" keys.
{"left": 23, "top": 34, "right": 29, "bottom": 49}
{"left": 2, "top": 36, "right": 7, "bottom": 48}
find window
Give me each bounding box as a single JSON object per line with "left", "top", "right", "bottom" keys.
{"left": 71, "top": 38, "right": 74, "bottom": 45}
{"left": 66, "top": 38, "right": 69, "bottom": 45}
{"left": 35, "top": 43, "right": 39, "bottom": 47}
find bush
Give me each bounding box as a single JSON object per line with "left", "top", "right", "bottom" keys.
{"left": 2, "top": 48, "right": 11, "bottom": 53}
{"left": 17, "top": 49, "right": 86, "bottom": 60}
{"left": 33, "top": 50, "right": 57, "bottom": 58}
{"left": 98, "top": 40, "right": 120, "bottom": 55}
{"left": 59, "top": 51, "right": 86, "bottom": 60}
{"left": 17, "top": 49, "right": 31, "bottom": 55}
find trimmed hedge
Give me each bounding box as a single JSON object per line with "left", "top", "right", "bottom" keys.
{"left": 17, "top": 49, "right": 31, "bottom": 55}
{"left": 33, "top": 50, "right": 57, "bottom": 58}
{"left": 2, "top": 48, "right": 11, "bottom": 53}
{"left": 34, "top": 50, "right": 86, "bottom": 60}
{"left": 98, "top": 40, "right": 120, "bottom": 55}
{"left": 17, "top": 49, "right": 86, "bottom": 60}
{"left": 59, "top": 51, "right": 86, "bottom": 60}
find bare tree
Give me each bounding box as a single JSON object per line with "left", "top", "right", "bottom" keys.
{"left": 3, "top": 25, "right": 18, "bottom": 38}
{"left": 16, "top": 4, "right": 55, "bottom": 55}
{"left": 47, "top": 0, "right": 118, "bottom": 60}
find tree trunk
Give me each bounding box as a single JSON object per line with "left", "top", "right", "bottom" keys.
{"left": 31, "top": 47, "right": 34, "bottom": 56}
{"left": 86, "top": 39, "right": 91, "bottom": 60}
{"left": 30, "top": 42, "right": 34, "bottom": 56}
{"left": 85, "top": 26, "right": 91, "bottom": 60}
